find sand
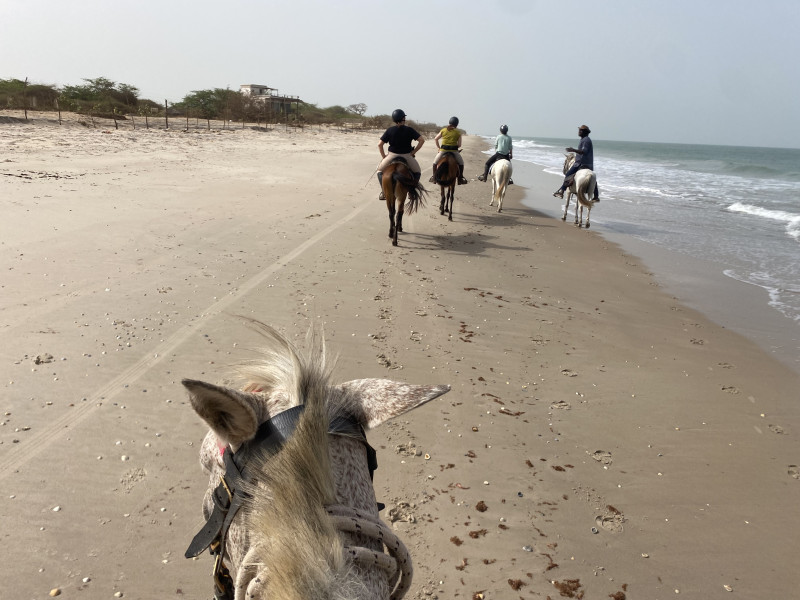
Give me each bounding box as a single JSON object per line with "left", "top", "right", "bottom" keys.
{"left": 1, "top": 112, "right": 799, "bottom": 599}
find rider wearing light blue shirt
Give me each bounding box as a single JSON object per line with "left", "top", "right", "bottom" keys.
{"left": 478, "top": 124, "right": 513, "bottom": 182}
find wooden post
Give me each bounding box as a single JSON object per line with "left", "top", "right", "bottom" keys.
{"left": 164, "top": 100, "right": 169, "bottom": 129}
{"left": 145, "top": 114, "right": 149, "bottom": 129}
{"left": 55, "top": 99, "right": 62, "bottom": 125}
{"left": 186, "top": 113, "right": 189, "bottom": 130}
{"left": 131, "top": 115, "right": 135, "bottom": 130}
{"left": 23, "top": 77, "right": 28, "bottom": 120}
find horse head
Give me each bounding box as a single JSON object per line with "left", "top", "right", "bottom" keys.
{"left": 184, "top": 321, "right": 449, "bottom": 599}
{"left": 562, "top": 153, "right": 576, "bottom": 175}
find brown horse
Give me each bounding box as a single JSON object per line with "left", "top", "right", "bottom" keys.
{"left": 433, "top": 152, "right": 458, "bottom": 221}
{"left": 184, "top": 321, "right": 450, "bottom": 599}
{"left": 381, "top": 158, "right": 427, "bottom": 246}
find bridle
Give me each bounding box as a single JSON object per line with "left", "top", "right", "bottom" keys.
{"left": 185, "top": 404, "right": 380, "bottom": 600}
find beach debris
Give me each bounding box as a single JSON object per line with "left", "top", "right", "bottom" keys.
{"left": 471, "top": 426, "right": 479, "bottom": 432}
{"left": 476, "top": 501, "right": 488, "bottom": 512}
{"left": 591, "top": 527, "right": 599, "bottom": 534}
{"left": 522, "top": 545, "right": 533, "bottom": 552}
{"left": 641, "top": 553, "right": 649, "bottom": 558}
{"left": 424, "top": 453, "right": 431, "bottom": 460}
{"left": 560, "top": 368, "right": 577, "bottom": 377}
{"left": 550, "top": 399, "right": 571, "bottom": 410}
{"left": 723, "top": 584, "right": 733, "bottom": 592}
{"left": 49, "top": 589, "right": 61, "bottom": 597}
{"left": 788, "top": 465, "right": 799, "bottom": 479}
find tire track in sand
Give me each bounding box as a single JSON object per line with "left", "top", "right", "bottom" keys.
{"left": 0, "top": 199, "right": 378, "bottom": 479}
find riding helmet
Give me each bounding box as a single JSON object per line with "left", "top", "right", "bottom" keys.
{"left": 500, "top": 124, "right": 508, "bottom": 134}
{"left": 391, "top": 109, "right": 407, "bottom": 123}
{"left": 449, "top": 116, "right": 459, "bottom": 127}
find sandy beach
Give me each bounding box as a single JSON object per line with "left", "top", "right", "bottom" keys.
{"left": 2, "top": 112, "right": 799, "bottom": 599}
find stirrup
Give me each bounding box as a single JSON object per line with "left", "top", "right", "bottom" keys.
{"left": 477, "top": 174, "right": 486, "bottom": 182}
{"left": 553, "top": 190, "right": 563, "bottom": 198}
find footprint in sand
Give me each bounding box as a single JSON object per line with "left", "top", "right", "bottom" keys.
{"left": 589, "top": 450, "right": 612, "bottom": 466}
{"left": 721, "top": 385, "right": 739, "bottom": 394}
{"left": 550, "top": 400, "right": 571, "bottom": 410}
{"left": 595, "top": 513, "right": 624, "bottom": 533}
{"left": 789, "top": 465, "right": 799, "bottom": 480}
{"left": 768, "top": 424, "right": 784, "bottom": 435}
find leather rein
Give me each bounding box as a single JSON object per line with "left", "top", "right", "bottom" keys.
{"left": 185, "top": 404, "right": 378, "bottom": 600}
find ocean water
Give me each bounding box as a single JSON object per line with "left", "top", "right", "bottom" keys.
{"left": 486, "top": 136, "right": 800, "bottom": 366}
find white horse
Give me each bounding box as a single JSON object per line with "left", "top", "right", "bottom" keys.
{"left": 184, "top": 321, "right": 450, "bottom": 600}
{"left": 488, "top": 159, "right": 512, "bottom": 213}
{"left": 561, "top": 153, "right": 597, "bottom": 228}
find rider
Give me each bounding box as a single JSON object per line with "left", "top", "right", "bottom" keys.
{"left": 553, "top": 124, "right": 599, "bottom": 201}
{"left": 430, "top": 116, "right": 468, "bottom": 185}
{"left": 377, "top": 109, "right": 425, "bottom": 200}
{"left": 477, "top": 124, "right": 513, "bottom": 183}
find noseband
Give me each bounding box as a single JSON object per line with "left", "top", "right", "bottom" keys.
{"left": 185, "top": 405, "right": 378, "bottom": 600}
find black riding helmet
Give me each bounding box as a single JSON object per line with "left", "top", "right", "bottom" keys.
{"left": 392, "top": 109, "right": 407, "bottom": 123}
{"left": 449, "top": 116, "right": 459, "bottom": 127}
{"left": 500, "top": 124, "right": 508, "bottom": 134}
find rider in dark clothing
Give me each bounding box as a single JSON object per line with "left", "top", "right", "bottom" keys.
{"left": 553, "top": 125, "right": 599, "bottom": 201}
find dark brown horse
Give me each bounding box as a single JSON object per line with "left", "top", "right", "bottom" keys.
{"left": 381, "top": 158, "right": 427, "bottom": 246}
{"left": 433, "top": 152, "right": 458, "bottom": 221}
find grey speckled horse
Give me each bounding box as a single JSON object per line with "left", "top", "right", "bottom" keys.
{"left": 183, "top": 321, "right": 449, "bottom": 600}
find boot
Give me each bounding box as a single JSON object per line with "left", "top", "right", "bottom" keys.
{"left": 477, "top": 169, "right": 488, "bottom": 182}
{"left": 377, "top": 172, "right": 385, "bottom": 201}
{"left": 458, "top": 165, "right": 468, "bottom": 185}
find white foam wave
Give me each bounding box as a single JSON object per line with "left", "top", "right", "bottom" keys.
{"left": 724, "top": 269, "right": 800, "bottom": 322}
{"left": 728, "top": 203, "right": 800, "bottom": 241}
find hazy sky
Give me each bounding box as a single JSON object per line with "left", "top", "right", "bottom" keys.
{"left": 4, "top": 0, "right": 799, "bottom": 148}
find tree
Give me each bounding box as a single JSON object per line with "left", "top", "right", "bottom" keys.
{"left": 346, "top": 103, "right": 367, "bottom": 116}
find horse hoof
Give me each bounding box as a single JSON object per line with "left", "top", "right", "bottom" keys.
{"left": 562, "top": 216, "right": 567, "bottom": 222}
{"left": 585, "top": 223, "right": 591, "bottom": 228}
{"left": 392, "top": 240, "right": 398, "bottom": 247}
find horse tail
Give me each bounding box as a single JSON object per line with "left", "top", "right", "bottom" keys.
{"left": 392, "top": 165, "right": 428, "bottom": 213}
{"left": 492, "top": 161, "right": 511, "bottom": 203}
{"left": 245, "top": 326, "right": 359, "bottom": 599}
{"left": 576, "top": 171, "right": 597, "bottom": 205}
{"left": 434, "top": 160, "right": 449, "bottom": 183}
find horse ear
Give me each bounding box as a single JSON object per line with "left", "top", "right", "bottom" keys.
{"left": 182, "top": 379, "right": 260, "bottom": 446}
{"left": 337, "top": 379, "right": 450, "bottom": 430}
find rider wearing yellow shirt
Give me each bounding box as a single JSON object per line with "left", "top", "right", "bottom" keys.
{"left": 429, "top": 117, "right": 469, "bottom": 185}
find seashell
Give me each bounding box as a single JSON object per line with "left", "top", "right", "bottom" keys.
{"left": 424, "top": 453, "right": 430, "bottom": 460}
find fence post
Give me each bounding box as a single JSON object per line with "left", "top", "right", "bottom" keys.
{"left": 55, "top": 99, "right": 62, "bottom": 125}
{"left": 164, "top": 100, "right": 169, "bottom": 129}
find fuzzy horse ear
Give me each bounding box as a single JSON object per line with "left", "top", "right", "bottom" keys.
{"left": 182, "top": 379, "right": 261, "bottom": 446}
{"left": 337, "top": 379, "right": 450, "bottom": 430}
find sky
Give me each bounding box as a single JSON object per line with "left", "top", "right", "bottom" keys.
{"left": 3, "top": 0, "right": 799, "bottom": 148}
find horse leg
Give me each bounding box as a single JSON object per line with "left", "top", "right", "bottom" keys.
{"left": 388, "top": 202, "right": 396, "bottom": 241}
{"left": 447, "top": 186, "right": 454, "bottom": 221}
{"left": 585, "top": 205, "right": 591, "bottom": 229}
{"left": 489, "top": 177, "right": 496, "bottom": 206}
{"left": 394, "top": 206, "right": 403, "bottom": 246}
{"left": 440, "top": 187, "right": 445, "bottom": 215}
{"left": 562, "top": 192, "right": 570, "bottom": 221}
{"left": 498, "top": 186, "right": 504, "bottom": 212}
